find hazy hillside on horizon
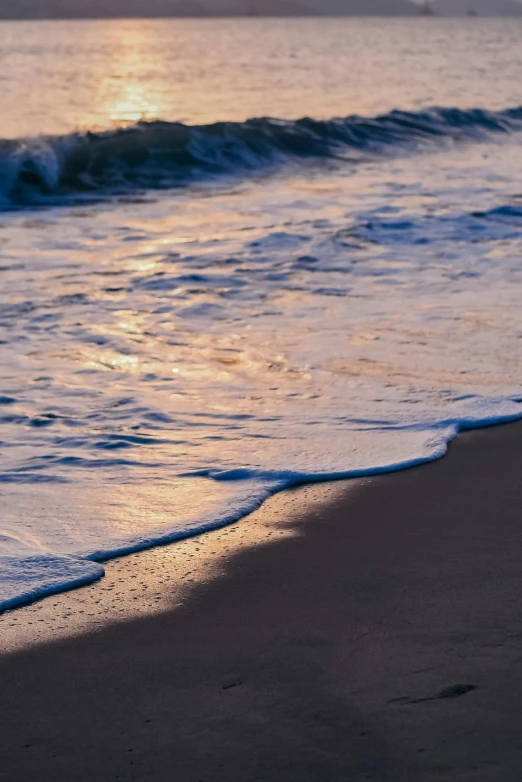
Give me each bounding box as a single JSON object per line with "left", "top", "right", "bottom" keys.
{"left": 0, "top": 0, "right": 423, "bottom": 19}
{"left": 432, "top": 0, "right": 522, "bottom": 15}
{"left": 1, "top": 0, "right": 522, "bottom": 18}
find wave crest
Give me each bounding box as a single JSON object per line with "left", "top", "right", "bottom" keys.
{"left": 2, "top": 105, "right": 522, "bottom": 208}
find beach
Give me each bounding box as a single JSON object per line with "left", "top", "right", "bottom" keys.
{"left": 2, "top": 420, "right": 522, "bottom": 781}
{"left": 2, "top": 14, "right": 522, "bottom": 782}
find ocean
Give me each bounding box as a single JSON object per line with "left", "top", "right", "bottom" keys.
{"left": 1, "top": 17, "right": 522, "bottom": 611}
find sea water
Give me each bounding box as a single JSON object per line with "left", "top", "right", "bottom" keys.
{"left": 1, "top": 18, "right": 522, "bottom": 610}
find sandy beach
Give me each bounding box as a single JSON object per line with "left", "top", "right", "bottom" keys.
{"left": 1, "top": 420, "right": 522, "bottom": 781}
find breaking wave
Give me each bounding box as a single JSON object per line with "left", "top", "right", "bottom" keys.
{"left": 2, "top": 105, "right": 522, "bottom": 208}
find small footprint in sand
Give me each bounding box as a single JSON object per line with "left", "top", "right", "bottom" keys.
{"left": 389, "top": 684, "right": 477, "bottom": 706}
{"left": 222, "top": 680, "right": 243, "bottom": 691}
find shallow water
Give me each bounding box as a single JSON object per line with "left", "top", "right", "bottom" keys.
{"left": 1, "top": 18, "right": 522, "bottom": 610}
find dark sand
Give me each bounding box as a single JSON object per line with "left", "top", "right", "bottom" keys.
{"left": 2, "top": 421, "right": 522, "bottom": 781}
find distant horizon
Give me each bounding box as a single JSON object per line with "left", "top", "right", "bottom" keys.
{"left": 3, "top": 12, "right": 522, "bottom": 19}
{"left": 2, "top": 0, "right": 522, "bottom": 21}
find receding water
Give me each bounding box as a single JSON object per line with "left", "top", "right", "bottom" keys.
{"left": 1, "top": 18, "right": 522, "bottom": 610}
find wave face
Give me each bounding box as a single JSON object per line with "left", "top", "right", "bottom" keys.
{"left": 2, "top": 105, "right": 522, "bottom": 207}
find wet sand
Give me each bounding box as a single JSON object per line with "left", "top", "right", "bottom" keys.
{"left": 1, "top": 421, "right": 522, "bottom": 781}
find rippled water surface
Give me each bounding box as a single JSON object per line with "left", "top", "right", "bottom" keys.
{"left": 1, "top": 18, "right": 522, "bottom": 609}
{"left": 2, "top": 17, "right": 522, "bottom": 137}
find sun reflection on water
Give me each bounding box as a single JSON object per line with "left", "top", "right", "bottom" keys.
{"left": 106, "top": 82, "right": 161, "bottom": 126}
{"left": 93, "top": 25, "right": 167, "bottom": 129}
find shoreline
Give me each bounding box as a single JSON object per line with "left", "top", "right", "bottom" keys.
{"left": 3, "top": 410, "right": 522, "bottom": 621}
{"left": 0, "top": 479, "right": 346, "bottom": 653}
{"left": 2, "top": 421, "right": 522, "bottom": 779}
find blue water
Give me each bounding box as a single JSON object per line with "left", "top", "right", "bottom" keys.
{"left": 1, "top": 18, "right": 522, "bottom": 611}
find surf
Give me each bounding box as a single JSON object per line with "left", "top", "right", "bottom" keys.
{"left": 2, "top": 105, "right": 522, "bottom": 208}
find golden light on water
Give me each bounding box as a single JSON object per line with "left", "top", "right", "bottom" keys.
{"left": 106, "top": 82, "right": 161, "bottom": 125}
{"left": 93, "top": 24, "right": 165, "bottom": 128}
